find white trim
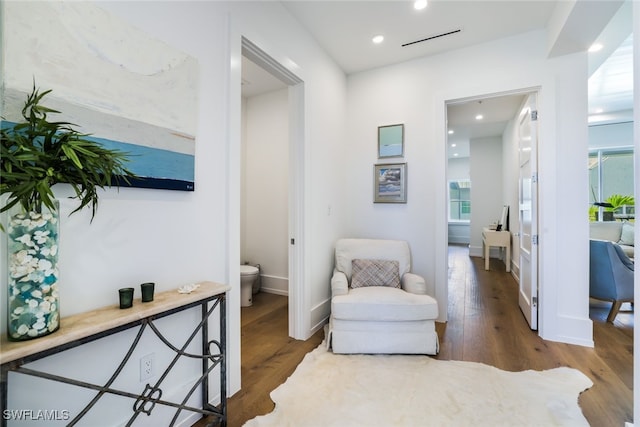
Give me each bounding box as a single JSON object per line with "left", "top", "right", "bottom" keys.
{"left": 288, "top": 83, "right": 308, "bottom": 340}
{"left": 225, "top": 12, "right": 242, "bottom": 398}
{"left": 242, "top": 37, "right": 302, "bottom": 86}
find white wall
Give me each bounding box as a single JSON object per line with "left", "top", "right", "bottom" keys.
{"left": 346, "top": 29, "right": 593, "bottom": 345}
{"left": 469, "top": 137, "right": 503, "bottom": 256}
{"left": 447, "top": 157, "right": 470, "bottom": 181}
{"left": 241, "top": 88, "right": 289, "bottom": 295}
{"left": 3, "top": 2, "right": 232, "bottom": 425}
{"left": 2, "top": 1, "right": 349, "bottom": 423}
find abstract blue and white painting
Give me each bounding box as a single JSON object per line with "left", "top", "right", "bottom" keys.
{"left": 2, "top": 2, "right": 199, "bottom": 191}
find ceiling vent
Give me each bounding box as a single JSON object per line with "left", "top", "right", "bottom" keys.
{"left": 402, "top": 28, "right": 462, "bottom": 47}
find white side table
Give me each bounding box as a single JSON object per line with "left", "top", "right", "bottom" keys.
{"left": 482, "top": 227, "right": 511, "bottom": 272}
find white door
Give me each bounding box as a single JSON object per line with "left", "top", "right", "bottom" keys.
{"left": 518, "top": 93, "right": 539, "bottom": 330}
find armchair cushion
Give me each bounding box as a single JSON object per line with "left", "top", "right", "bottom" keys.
{"left": 331, "top": 287, "right": 438, "bottom": 322}
{"left": 331, "top": 269, "right": 349, "bottom": 297}
{"left": 401, "top": 272, "right": 428, "bottom": 295}
{"left": 351, "top": 259, "right": 400, "bottom": 289}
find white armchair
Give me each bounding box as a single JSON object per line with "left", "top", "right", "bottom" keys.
{"left": 328, "top": 238, "right": 439, "bottom": 354}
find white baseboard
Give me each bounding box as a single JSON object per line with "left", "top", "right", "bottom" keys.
{"left": 259, "top": 274, "right": 288, "bottom": 296}
{"left": 310, "top": 298, "right": 330, "bottom": 336}
{"left": 469, "top": 245, "right": 483, "bottom": 257}
{"left": 260, "top": 287, "right": 288, "bottom": 296}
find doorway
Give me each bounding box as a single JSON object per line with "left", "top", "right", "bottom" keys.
{"left": 239, "top": 37, "right": 305, "bottom": 339}
{"left": 445, "top": 89, "right": 539, "bottom": 329}
{"left": 240, "top": 55, "right": 289, "bottom": 302}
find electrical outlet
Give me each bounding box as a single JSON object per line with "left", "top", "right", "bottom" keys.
{"left": 140, "top": 353, "right": 155, "bottom": 382}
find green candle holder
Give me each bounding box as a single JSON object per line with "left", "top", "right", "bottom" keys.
{"left": 141, "top": 282, "right": 155, "bottom": 303}
{"left": 119, "top": 288, "right": 134, "bottom": 309}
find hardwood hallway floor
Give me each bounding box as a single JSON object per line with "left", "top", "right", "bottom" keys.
{"left": 197, "top": 244, "right": 633, "bottom": 426}
{"left": 224, "top": 292, "right": 323, "bottom": 427}
{"left": 441, "top": 244, "right": 633, "bottom": 426}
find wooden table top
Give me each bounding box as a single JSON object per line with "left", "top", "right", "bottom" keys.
{"left": 1, "top": 281, "right": 230, "bottom": 365}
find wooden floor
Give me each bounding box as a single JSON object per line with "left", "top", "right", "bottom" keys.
{"left": 200, "top": 292, "right": 324, "bottom": 427}
{"left": 441, "top": 244, "right": 633, "bottom": 426}
{"left": 196, "top": 244, "right": 633, "bottom": 427}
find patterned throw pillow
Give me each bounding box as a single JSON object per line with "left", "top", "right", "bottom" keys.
{"left": 350, "top": 259, "right": 401, "bottom": 289}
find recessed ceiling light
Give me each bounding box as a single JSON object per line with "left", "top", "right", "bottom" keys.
{"left": 372, "top": 35, "right": 384, "bottom": 44}
{"left": 453, "top": 153, "right": 459, "bottom": 157}
{"left": 448, "top": 130, "right": 454, "bottom": 135}
{"left": 475, "top": 114, "right": 483, "bottom": 120}
{"left": 451, "top": 143, "right": 457, "bottom": 147}
{"left": 414, "top": 0, "right": 428, "bottom": 10}
{"left": 589, "top": 43, "right": 603, "bottom": 53}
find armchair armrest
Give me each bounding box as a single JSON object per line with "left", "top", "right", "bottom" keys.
{"left": 402, "top": 272, "right": 429, "bottom": 295}
{"left": 331, "top": 269, "right": 349, "bottom": 297}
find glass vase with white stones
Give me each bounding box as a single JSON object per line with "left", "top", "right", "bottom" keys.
{"left": 6, "top": 201, "right": 60, "bottom": 341}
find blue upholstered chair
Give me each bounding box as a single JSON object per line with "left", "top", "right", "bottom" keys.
{"left": 589, "top": 239, "right": 634, "bottom": 322}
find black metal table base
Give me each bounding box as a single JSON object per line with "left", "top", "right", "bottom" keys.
{"left": 1, "top": 293, "right": 227, "bottom": 427}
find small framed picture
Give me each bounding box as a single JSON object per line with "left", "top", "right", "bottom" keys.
{"left": 378, "top": 124, "right": 404, "bottom": 158}
{"left": 374, "top": 163, "right": 407, "bottom": 203}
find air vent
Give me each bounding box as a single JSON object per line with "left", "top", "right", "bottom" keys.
{"left": 402, "top": 28, "right": 462, "bottom": 47}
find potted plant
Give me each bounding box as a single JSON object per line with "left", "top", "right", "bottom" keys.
{"left": 1, "top": 83, "right": 136, "bottom": 340}
{"left": 591, "top": 194, "right": 635, "bottom": 221}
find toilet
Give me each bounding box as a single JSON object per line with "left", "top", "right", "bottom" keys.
{"left": 240, "top": 265, "right": 260, "bottom": 307}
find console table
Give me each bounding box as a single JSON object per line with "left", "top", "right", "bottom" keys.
{"left": 482, "top": 227, "right": 511, "bottom": 272}
{"left": 1, "top": 281, "right": 230, "bottom": 427}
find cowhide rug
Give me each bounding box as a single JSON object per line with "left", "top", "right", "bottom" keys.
{"left": 244, "top": 342, "right": 592, "bottom": 427}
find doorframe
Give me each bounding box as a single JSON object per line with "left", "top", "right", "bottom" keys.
{"left": 240, "top": 37, "right": 306, "bottom": 340}
{"left": 227, "top": 36, "right": 307, "bottom": 394}
{"left": 440, "top": 86, "right": 540, "bottom": 327}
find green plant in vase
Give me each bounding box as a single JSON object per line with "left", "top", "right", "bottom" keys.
{"left": 1, "top": 83, "right": 136, "bottom": 340}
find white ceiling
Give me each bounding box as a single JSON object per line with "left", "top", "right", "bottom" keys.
{"left": 446, "top": 94, "right": 527, "bottom": 158}
{"left": 588, "top": 33, "right": 634, "bottom": 124}
{"left": 242, "top": 1, "right": 633, "bottom": 158}
{"left": 281, "top": 0, "right": 557, "bottom": 75}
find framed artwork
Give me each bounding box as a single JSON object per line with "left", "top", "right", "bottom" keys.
{"left": 374, "top": 163, "right": 407, "bottom": 203}
{"left": 378, "top": 124, "right": 404, "bottom": 158}
{"left": 3, "top": 2, "right": 198, "bottom": 192}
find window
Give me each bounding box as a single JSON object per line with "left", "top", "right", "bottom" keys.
{"left": 449, "top": 180, "right": 471, "bottom": 221}
{"left": 589, "top": 149, "right": 634, "bottom": 220}
{"left": 589, "top": 149, "right": 634, "bottom": 203}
